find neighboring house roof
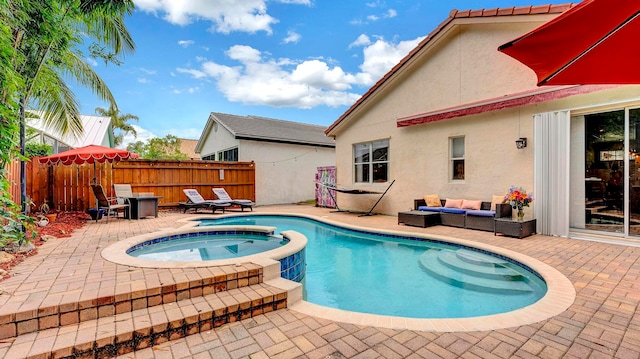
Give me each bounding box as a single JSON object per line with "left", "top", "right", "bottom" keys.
{"left": 325, "top": 3, "right": 576, "bottom": 136}
{"left": 178, "top": 138, "right": 200, "bottom": 159}
{"left": 27, "top": 112, "right": 114, "bottom": 148}
{"left": 196, "top": 112, "right": 335, "bottom": 153}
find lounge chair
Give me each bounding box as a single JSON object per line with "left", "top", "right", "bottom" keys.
{"left": 179, "top": 189, "right": 230, "bottom": 214}
{"left": 90, "top": 184, "right": 130, "bottom": 223}
{"left": 212, "top": 188, "right": 254, "bottom": 211}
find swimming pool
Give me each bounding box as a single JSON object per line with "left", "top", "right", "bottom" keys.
{"left": 199, "top": 214, "right": 547, "bottom": 318}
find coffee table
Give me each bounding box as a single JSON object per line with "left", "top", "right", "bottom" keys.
{"left": 398, "top": 211, "right": 441, "bottom": 228}
{"left": 494, "top": 218, "right": 536, "bottom": 238}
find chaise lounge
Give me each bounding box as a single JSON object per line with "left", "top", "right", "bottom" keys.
{"left": 179, "top": 189, "right": 231, "bottom": 214}
{"left": 212, "top": 188, "right": 255, "bottom": 211}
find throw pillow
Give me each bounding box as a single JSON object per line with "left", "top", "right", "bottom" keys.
{"left": 461, "top": 199, "right": 482, "bottom": 210}
{"left": 423, "top": 194, "right": 441, "bottom": 207}
{"left": 491, "top": 195, "right": 505, "bottom": 211}
{"left": 444, "top": 198, "right": 463, "bottom": 208}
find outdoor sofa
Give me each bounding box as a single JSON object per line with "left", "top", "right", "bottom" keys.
{"left": 413, "top": 197, "right": 512, "bottom": 232}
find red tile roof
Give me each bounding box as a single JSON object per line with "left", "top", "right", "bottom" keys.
{"left": 324, "top": 3, "right": 576, "bottom": 136}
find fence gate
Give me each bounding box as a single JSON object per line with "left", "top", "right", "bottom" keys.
{"left": 315, "top": 166, "right": 336, "bottom": 208}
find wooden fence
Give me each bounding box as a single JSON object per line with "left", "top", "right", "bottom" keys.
{"left": 8, "top": 158, "right": 255, "bottom": 212}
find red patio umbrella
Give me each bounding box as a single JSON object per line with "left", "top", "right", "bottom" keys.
{"left": 38, "top": 144, "right": 139, "bottom": 182}
{"left": 498, "top": 0, "right": 640, "bottom": 86}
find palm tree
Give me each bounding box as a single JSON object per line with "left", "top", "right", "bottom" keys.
{"left": 7, "top": 0, "right": 136, "bottom": 213}
{"left": 95, "top": 104, "right": 139, "bottom": 147}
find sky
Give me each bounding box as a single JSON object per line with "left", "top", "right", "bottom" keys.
{"left": 73, "top": 0, "right": 564, "bottom": 148}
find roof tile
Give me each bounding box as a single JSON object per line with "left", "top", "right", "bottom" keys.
{"left": 210, "top": 113, "right": 334, "bottom": 147}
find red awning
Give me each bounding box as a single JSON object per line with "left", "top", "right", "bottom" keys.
{"left": 498, "top": 0, "right": 640, "bottom": 86}
{"left": 396, "top": 85, "right": 614, "bottom": 127}
{"left": 38, "top": 145, "right": 139, "bottom": 165}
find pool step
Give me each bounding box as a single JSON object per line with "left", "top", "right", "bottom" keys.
{"left": 0, "top": 263, "right": 264, "bottom": 341}
{"left": 418, "top": 250, "right": 533, "bottom": 294}
{"left": 438, "top": 250, "right": 525, "bottom": 281}
{"left": 1, "top": 283, "right": 288, "bottom": 359}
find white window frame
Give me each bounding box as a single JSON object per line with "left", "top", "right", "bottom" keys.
{"left": 353, "top": 139, "right": 389, "bottom": 183}
{"left": 450, "top": 136, "right": 465, "bottom": 181}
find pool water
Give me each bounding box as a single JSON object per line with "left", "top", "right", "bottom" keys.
{"left": 129, "top": 233, "right": 287, "bottom": 261}
{"left": 200, "top": 215, "right": 547, "bottom": 318}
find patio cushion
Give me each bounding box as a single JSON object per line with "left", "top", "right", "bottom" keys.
{"left": 441, "top": 207, "right": 466, "bottom": 214}
{"left": 423, "top": 194, "right": 442, "bottom": 207}
{"left": 444, "top": 198, "right": 464, "bottom": 208}
{"left": 462, "top": 199, "right": 482, "bottom": 210}
{"left": 466, "top": 209, "right": 496, "bottom": 217}
{"left": 418, "top": 206, "right": 443, "bottom": 212}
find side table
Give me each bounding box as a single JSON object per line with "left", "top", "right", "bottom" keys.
{"left": 398, "top": 211, "right": 441, "bottom": 228}
{"left": 494, "top": 218, "right": 536, "bottom": 238}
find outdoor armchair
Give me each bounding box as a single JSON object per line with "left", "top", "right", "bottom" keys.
{"left": 90, "top": 184, "right": 130, "bottom": 223}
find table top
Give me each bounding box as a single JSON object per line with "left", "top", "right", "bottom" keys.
{"left": 495, "top": 218, "right": 536, "bottom": 223}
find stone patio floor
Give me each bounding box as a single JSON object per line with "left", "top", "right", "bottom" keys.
{"left": 1, "top": 204, "right": 639, "bottom": 358}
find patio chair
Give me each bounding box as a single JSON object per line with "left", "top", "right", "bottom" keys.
{"left": 179, "top": 189, "right": 230, "bottom": 214}
{"left": 113, "top": 184, "right": 134, "bottom": 198}
{"left": 212, "top": 188, "right": 254, "bottom": 211}
{"left": 90, "top": 184, "right": 130, "bottom": 223}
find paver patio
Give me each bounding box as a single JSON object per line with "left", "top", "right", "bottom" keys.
{"left": 0, "top": 204, "right": 639, "bottom": 358}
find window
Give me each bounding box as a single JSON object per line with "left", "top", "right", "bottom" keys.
{"left": 450, "top": 136, "right": 465, "bottom": 180}
{"left": 217, "top": 147, "right": 238, "bottom": 161}
{"left": 354, "top": 139, "right": 389, "bottom": 183}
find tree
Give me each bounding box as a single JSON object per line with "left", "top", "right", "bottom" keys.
{"left": 0, "top": 0, "right": 136, "bottom": 243}
{"left": 127, "top": 135, "right": 189, "bottom": 160}
{"left": 11, "top": 0, "right": 136, "bottom": 213}
{"left": 95, "top": 104, "right": 138, "bottom": 147}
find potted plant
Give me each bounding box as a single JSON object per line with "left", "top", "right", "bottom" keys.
{"left": 40, "top": 202, "right": 57, "bottom": 222}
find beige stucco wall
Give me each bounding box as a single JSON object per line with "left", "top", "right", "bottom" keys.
{"left": 329, "top": 15, "right": 640, "bottom": 217}
{"left": 239, "top": 140, "right": 335, "bottom": 205}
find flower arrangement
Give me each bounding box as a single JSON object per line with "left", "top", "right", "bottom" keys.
{"left": 505, "top": 186, "right": 533, "bottom": 210}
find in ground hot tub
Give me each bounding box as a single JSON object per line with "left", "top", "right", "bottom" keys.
{"left": 102, "top": 225, "right": 307, "bottom": 282}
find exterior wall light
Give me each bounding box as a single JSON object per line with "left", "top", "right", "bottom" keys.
{"left": 516, "top": 137, "right": 527, "bottom": 149}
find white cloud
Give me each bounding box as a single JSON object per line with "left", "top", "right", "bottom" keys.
{"left": 178, "top": 40, "right": 195, "bottom": 47}
{"left": 86, "top": 57, "right": 98, "bottom": 67}
{"left": 283, "top": 30, "right": 301, "bottom": 44}
{"left": 177, "top": 36, "right": 423, "bottom": 109}
{"left": 166, "top": 127, "right": 203, "bottom": 139}
{"left": 137, "top": 78, "right": 149, "bottom": 83}
{"left": 355, "top": 7, "right": 397, "bottom": 24}
{"left": 119, "top": 125, "right": 157, "bottom": 149}
{"left": 366, "top": 0, "right": 384, "bottom": 7}
{"left": 133, "top": 0, "right": 313, "bottom": 34}
{"left": 176, "top": 67, "right": 208, "bottom": 79}
{"left": 140, "top": 68, "right": 157, "bottom": 75}
{"left": 349, "top": 34, "right": 371, "bottom": 48}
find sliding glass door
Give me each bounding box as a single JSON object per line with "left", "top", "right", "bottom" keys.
{"left": 572, "top": 107, "right": 640, "bottom": 238}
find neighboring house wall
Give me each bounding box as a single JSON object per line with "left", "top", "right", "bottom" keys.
{"left": 198, "top": 124, "right": 239, "bottom": 160}
{"left": 239, "top": 140, "right": 335, "bottom": 205}
{"left": 196, "top": 113, "right": 336, "bottom": 205}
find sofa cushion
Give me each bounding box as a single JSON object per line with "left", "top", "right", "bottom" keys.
{"left": 466, "top": 209, "right": 496, "bottom": 217}
{"left": 423, "top": 194, "right": 442, "bottom": 207}
{"left": 418, "top": 206, "right": 443, "bottom": 212}
{"left": 444, "top": 198, "right": 463, "bottom": 208}
{"left": 441, "top": 207, "right": 466, "bottom": 214}
{"left": 461, "top": 199, "right": 482, "bottom": 210}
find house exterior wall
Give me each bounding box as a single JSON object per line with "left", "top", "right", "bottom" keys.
{"left": 331, "top": 20, "right": 548, "bottom": 214}
{"left": 239, "top": 140, "right": 335, "bottom": 205}
{"left": 198, "top": 123, "right": 239, "bottom": 159}
{"left": 329, "top": 15, "right": 640, "bottom": 217}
